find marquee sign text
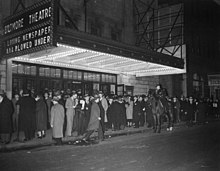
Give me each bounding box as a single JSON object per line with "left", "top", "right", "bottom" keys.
{"left": 2, "top": 0, "right": 57, "bottom": 58}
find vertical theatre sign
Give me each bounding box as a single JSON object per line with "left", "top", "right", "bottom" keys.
{"left": 2, "top": 0, "right": 57, "bottom": 58}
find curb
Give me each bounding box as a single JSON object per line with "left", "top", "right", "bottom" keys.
{"left": 0, "top": 122, "right": 186, "bottom": 153}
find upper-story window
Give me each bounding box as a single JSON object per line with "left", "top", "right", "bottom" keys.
{"left": 111, "top": 25, "right": 122, "bottom": 42}
{"left": 89, "top": 18, "right": 103, "bottom": 36}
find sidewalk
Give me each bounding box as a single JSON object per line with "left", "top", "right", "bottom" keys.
{"left": 0, "top": 122, "right": 186, "bottom": 152}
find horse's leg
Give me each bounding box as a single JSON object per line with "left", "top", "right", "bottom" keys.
{"left": 153, "top": 114, "right": 157, "bottom": 133}
{"left": 166, "top": 111, "right": 171, "bottom": 131}
{"left": 157, "top": 114, "right": 161, "bottom": 133}
{"left": 170, "top": 111, "right": 174, "bottom": 131}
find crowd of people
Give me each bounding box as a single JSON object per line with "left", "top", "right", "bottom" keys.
{"left": 0, "top": 86, "right": 219, "bottom": 145}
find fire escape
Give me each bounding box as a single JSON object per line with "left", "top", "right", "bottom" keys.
{"left": 133, "top": 0, "right": 184, "bottom": 59}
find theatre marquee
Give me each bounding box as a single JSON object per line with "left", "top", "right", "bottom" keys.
{"left": 1, "top": 0, "right": 57, "bottom": 58}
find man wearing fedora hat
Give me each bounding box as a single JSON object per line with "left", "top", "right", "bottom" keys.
{"left": 17, "top": 89, "right": 36, "bottom": 141}
{"left": 82, "top": 94, "right": 104, "bottom": 142}
{"left": 0, "top": 90, "right": 14, "bottom": 144}
{"left": 50, "top": 95, "right": 65, "bottom": 145}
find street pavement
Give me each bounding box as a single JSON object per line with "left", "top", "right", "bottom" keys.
{"left": 0, "top": 120, "right": 219, "bottom": 171}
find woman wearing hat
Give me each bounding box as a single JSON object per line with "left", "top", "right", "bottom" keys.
{"left": 50, "top": 96, "right": 65, "bottom": 145}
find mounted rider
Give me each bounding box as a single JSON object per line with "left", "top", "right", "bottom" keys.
{"left": 154, "top": 84, "right": 169, "bottom": 113}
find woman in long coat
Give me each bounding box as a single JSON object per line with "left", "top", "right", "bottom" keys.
{"left": 36, "top": 94, "right": 47, "bottom": 138}
{"left": 50, "top": 97, "right": 65, "bottom": 145}
{"left": 125, "top": 96, "right": 133, "bottom": 127}
{"left": 0, "top": 91, "right": 14, "bottom": 144}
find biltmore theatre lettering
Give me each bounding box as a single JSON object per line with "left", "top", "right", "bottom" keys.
{"left": 4, "top": 7, "right": 52, "bottom": 35}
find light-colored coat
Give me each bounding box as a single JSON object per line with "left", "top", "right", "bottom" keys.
{"left": 101, "top": 97, "right": 108, "bottom": 122}
{"left": 51, "top": 103, "right": 64, "bottom": 138}
{"left": 126, "top": 100, "right": 133, "bottom": 120}
{"left": 87, "top": 101, "right": 100, "bottom": 131}
{"left": 65, "top": 97, "right": 77, "bottom": 136}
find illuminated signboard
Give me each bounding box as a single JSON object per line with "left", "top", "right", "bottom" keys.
{"left": 2, "top": 0, "right": 57, "bottom": 58}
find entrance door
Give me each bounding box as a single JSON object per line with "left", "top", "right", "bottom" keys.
{"left": 12, "top": 77, "right": 25, "bottom": 93}
{"left": 117, "top": 84, "right": 124, "bottom": 95}
{"left": 51, "top": 79, "right": 62, "bottom": 90}
{"left": 63, "top": 80, "right": 73, "bottom": 90}
{"left": 125, "top": 86, "right": 134, "bottom": 96}
{"left": 72, "top": 82, "right": 83, "bottom": 95}
{"left": 84, "top": 83, "right": 93, "bottom": 95}
{"left": 39, "top": 79, "right": 50, "bottom": 91}
{"left": 13, "top": 76, "right": 36, "bottom": 93}
{"left": 100, "top": 84, "right": 110, "bottom": 96}
{"left": 26, "top": 78, "right": 36, "bottom": 91}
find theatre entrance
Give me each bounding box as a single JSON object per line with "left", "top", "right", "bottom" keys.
{"left": 12, "top": 62, "right": 117, "bottom": 96}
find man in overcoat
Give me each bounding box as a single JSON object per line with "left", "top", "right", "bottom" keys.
{"left": 51, "top": 96, "right": 65, "bottom": 145}
{"left": 0, "top": 90, "right": 14, "bottom": 144}
{"left": 133, "top": 95, "right": 141, "bottom": 128}
{"left": 17, "top": 90, "right": 36, "bottom": 141}
{"left": 35, "top": 93, "right": 47, "bottom": 138}
{"left": 83, "top": 94, "right": 103, "bottom": 142}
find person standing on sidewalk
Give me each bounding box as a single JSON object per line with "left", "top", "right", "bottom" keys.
{"left": 99, "top": 91, "right": 108, "bottom": 131}
{"left": 44, "top": 91, "right": 52, "bottom": 129}
{"left": 125, "top": 95, "right": 133, "bottom": 127}
{"left": 50, "top": 96, "right": 65, "bottom": 145}
{"left": 65, "top": 91, "right": 78, "bottom": 137}
{"left": 173, "top": 97, "right": 180, "bottom": 123}
{"left": 133, "top": 95, "right": 141, "bottom": 128}
{"left": 12, "top": 92, "right": 20, "bottom": 142}
{"left": 17, "top": 90, "right": 36, "bottom": 142}
{"left": 185, "top": 96, "right": 196, "bottom": 127}
{"left": 144, "top": 95, "right": 153, "bottom": 128}
{"left": 83, "top": 94, "right": 103, "bottom": 142}
{"left": 35, "top": 93, "right": 47, "bottom": 138}
{"left": 0, "top": 90, "right": 14, "bottom": 144}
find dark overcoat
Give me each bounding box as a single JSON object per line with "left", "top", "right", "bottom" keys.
{"left": 36, "top": 98, "right": 47, "bottom": 131}
{"left": 82, "top": 101, "right": 91, "bottom": 133}
{"left": 133, "top": 100, "right": 141, "bottom": 122}
{"left": 0, "top": 97, "right": 14, "bottom": 134}
{"left": 197, "top": 102, "right": 207, "bottom": 123}
{"left": 98, "top": 101, "right": 105, "bottom": 132}
{"left": 87, "top": 101, "right": 100, "bottom": 131}
{"left": 107, "top": 102, "right": 115, "bottom": 125}
{"left": 17, "top": 96, "right": 36, "bottom": 132}
{"left": 186, "top": 102, "right": 195, "bottom": 121}
{"left": 119, "top": 101, "right": 126, "bottom": 126}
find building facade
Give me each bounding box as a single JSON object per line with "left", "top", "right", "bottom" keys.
{"left": 134, "top": 0, "right": 220, "bottom": 98}
{"left": 0, "top": 0, "right": 185, "bottom": 98}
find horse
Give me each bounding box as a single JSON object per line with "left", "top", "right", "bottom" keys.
{"left": 148, "top": 95, "right": 174, "bottom": 133}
